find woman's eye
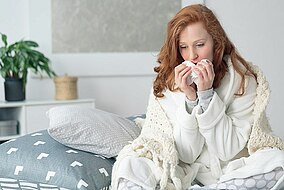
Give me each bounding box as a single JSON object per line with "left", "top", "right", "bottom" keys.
{"left": 179, "top": 45, "right": 187, "bottom": 49}
{"left": 196, "top": 43, "right": 204, "bottom": 48}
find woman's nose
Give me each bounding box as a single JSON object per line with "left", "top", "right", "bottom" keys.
{"left": 189, "top": 50, "right": 198, "bottom": 62}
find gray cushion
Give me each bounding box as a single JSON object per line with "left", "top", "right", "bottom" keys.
{"left": 0, "top": 130, "right": 114, "bottom": 189}
{"left": 47, "top": 106, "right": 141, "bottom": 158}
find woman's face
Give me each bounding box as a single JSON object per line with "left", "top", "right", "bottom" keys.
{"left": 179, "top": 22, "right": 214, "bottom": 64}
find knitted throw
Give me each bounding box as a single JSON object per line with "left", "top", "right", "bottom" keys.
{"left": 247, "top": 64, "right": 283, "bottom": 154}
{"left": 112, "top": 94, "right": 182, "bottom": 190}
{"left": 112, "top": 64, "right": 283, "bottom": 190}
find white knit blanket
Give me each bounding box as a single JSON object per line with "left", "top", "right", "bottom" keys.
{"left": 112, "top": 94, "right": 182, "bottom": 189}
{"left": 247, "top": 64, "right": 283, "bottom": 154}
{"left": 112, "top": 63, "right": 283, "bottom": 190}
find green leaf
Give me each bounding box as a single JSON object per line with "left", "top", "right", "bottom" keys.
{"left": 23, "top": 40, "right": 38, "bottom": 48}
{"left": 1, "top": 33, "right": 8, "bottom": 47}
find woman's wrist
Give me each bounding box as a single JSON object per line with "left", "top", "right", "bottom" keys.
{"left": 185, "top": 96, "right": 199, "bottom": 114}
{"left": 185, "top": 93, "right": 197, "bottom": 101}
{"left": 197, "top": 88, "right": 214, "bottom": 112}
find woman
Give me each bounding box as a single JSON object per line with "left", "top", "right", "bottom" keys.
{"left": 112, "top": 4, "right": 284, "bottom": 190}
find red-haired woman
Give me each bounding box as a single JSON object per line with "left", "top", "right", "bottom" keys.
{"left": 112, "top": 4, "right": 284, "bottom": 190}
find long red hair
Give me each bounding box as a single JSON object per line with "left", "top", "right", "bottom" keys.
{"left": 153, "top": 4, "right": 256, "bottom": 97}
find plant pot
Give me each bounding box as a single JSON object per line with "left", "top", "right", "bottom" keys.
{"left": 4, "top": 78, "right": 25, "bottom": 101}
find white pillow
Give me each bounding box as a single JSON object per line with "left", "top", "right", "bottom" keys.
{"left": 47, "top": 106, "right": 141, "bottom": 158}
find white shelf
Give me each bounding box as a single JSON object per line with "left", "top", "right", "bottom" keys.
{"left": 0, "top": 99, "right": 94, "bottom": 107}
{"left": 0, "top": 135, "right": 21, "bottom": 141}
{"left": 0, "top": 99, "right": 95, "bottom": 141}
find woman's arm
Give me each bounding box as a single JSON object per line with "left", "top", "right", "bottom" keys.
{"left": 196, "top": 76, "right": 257, "bottom": 161}
{"left": 173, "top": 101, "right": 205, "bottom": 164}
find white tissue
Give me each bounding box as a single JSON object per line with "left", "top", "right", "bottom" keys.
{"left": 182, "top": 61, "right": 198, "bottom": 85}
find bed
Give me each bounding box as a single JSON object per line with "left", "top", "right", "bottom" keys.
{"left": 0, "top": 106, "right": 144, "bottom": 190}
{"left": 0, "top": 106, "right": 227, "bottom": 190}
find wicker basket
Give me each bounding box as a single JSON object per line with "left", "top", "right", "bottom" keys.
{"left": 54, "top": 75, "right": 78, "bottom": 100}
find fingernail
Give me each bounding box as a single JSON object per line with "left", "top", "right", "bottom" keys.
{"left": 202, "top": 59, "right": 210, "bottom": 64}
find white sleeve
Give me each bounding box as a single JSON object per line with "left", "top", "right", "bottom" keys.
{"left": 173, "top": 102, "right": 205, "bottom": 164}
{"left": 196, "top": 77, "right": 257, "bottom": 161}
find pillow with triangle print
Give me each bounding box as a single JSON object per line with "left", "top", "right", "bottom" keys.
{"left": 0, "top": 129, "right": 116, "bottom": 189}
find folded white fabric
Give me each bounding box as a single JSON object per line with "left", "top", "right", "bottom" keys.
{"left": 47, "top": 106, "right": 141, "bottom": 158}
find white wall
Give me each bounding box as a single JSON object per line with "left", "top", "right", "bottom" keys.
{"left": 0, "top": 0, "right": 283, "bottom": 139}
{"left": 204, "top": 0, "right": 284, "bottom": 139}
{"left": 0, "top": 0, "right": 156, "bottom": 117}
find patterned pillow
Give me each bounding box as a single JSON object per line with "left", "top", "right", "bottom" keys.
{"left": 47, "top": 106, "right": 141, "bottom": 158}
{"left": 0, "top": 130, "right": 115, "bottom": 189}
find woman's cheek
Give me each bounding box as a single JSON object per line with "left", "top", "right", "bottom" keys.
{"left": 180, "top": 51, "right": 188, "bottom": 60}
{"left": 201, "top": 48, "right": 214, "bottom": 62}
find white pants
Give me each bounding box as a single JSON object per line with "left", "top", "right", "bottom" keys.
{"left": 117, "top": 168, "right": 284, "bottom": 190}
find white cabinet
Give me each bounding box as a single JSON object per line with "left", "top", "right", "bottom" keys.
{"left": 0, "top": 99, "right": 95, "bottom": 141}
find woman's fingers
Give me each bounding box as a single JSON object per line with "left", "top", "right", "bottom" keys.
{"left": 196, "top": 60, "right": 214, "bottom": 79}
{"left": 194, "top": 59, "right": 215, "bottom": 91}
{"left": 174, "top": 64, "right": 185, "bottom": 81}
{"left": 202, "top": 59, "right": 215, "bottom": 80}
{"left": 175, "top": 64, "right": 192, "bottom": 85}
{"left": 174, "top": 63, "right": 198, "bottom": 99}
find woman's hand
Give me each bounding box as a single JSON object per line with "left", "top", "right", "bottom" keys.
{"left": 193, "top": 59, "right": 215, "bottom": 91}
{"left": 174, "top": 64, "right": 197, "bottom": 100}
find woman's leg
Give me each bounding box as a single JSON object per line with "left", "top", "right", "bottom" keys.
{"left": 117, "top": 178, "right": 146, "bottom": 190}
{"left": 208, "top": 167, "right": 284, "bottom": 190}
{"left": 115, "top": 156, "right": 162, "bottom": 190}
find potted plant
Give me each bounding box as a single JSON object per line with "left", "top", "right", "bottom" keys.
{"left": 0, "top": 33, "right": 56, "bottom": 101}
